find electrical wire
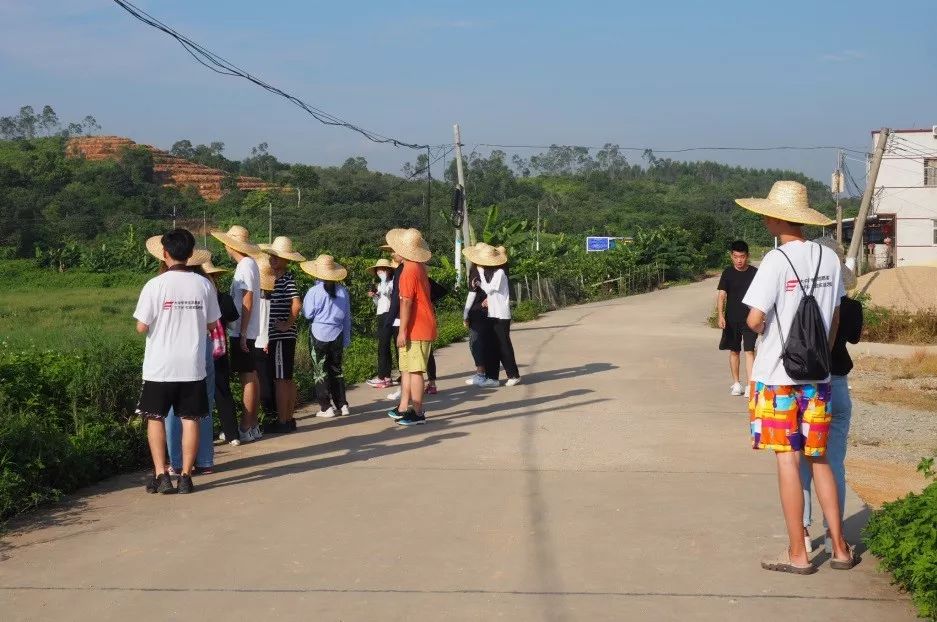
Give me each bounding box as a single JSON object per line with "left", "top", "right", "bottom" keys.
{"left": 111, "top": 0, "right": 441, "bottom": 151}
{"left": 474, "top": 143, "right": 869, "bottom": 155}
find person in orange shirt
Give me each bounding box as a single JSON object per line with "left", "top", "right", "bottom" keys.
{"left": 383, "top": 228, "right": 437, "bottom": 426}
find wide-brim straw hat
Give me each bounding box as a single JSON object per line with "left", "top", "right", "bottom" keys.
{"left": 463, "top": 242, "right": 508, "bottom": 267}
{"left": 300, "top": 254, "right": 348, "bottom": 282}
{"left": 385, "top": 228, "right": 431, "bottom": 263}
{"left": 814, "top": 236, "right": 857, "bottom": 290}
{"left": 379, "top": 228, "right": 405, "bottom": 252}
{"left": 735, "top": 181, "right": 835, "bottom": 227}
{"left": 146, "top": 235, "right": 211, "bottom": 267}
{"left": 201, "top": 260, "right": 228, "bottom": 275}
{"left": 368, "top": 258, "right": 394, "bottom": 275}
{"left": 210, "top": 225, "right": 261, "bottom": 256}
{"left": 255, "top": 253, "right": 277, "bottom": 291}
{"left": 259, "top": 235, "right": 305, "bottom": 262}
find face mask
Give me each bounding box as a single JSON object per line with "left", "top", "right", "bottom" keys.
{"left": 378, "top": 271, "right": 388, "bottom": 282}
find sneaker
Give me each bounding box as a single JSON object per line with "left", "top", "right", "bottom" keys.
{"left": 250, "top": 425, "right": 263, "bottom": 440}
{"left": 155, "top": 473, "right": 175, "bottom": 494}
{"left": 340, "top": 404, "right": 351, "bottom": 416}
{"left": 316, "top": 407, "right": 336, "bottom": 418}
{"left": 218, "top": 432, "right": 226, "bottom": 442}
{"left": 145, "top": 476, "right": 159, "bottom": 494}
{"left": 465, "top": 374, "right": 483, "bottom": 385}
{"left": 426, "top": 385, "right": 438, "bottom": 395}
{"left": 730, "top": 382, "right": 744, "bottom": 396}
{"left": 289, "top": 418, "right": 297, "bottom": 432}
{"left": 239, "top": 428, "right": 253, "bottom": 443}
{"left": 387, "top": 389, "right": 401, "bottom": 401}
{"left": 397, "top": 410, "right": 426, "bottom": 426}
{"left": 168, "top": 466, "right": 181, "bottom": 478}
{"left": 744, "top": 384, "right": 751, "bottom": 399}
{"left": 478, "top": 378, "right": 500, "bottom": 388}
{"left": 228, "top": 438, "right": 242, "bottom": 447}
{"left": 194, "top": 465, "right": 214, "bottom": 475}
{"left": 366, "top": 376, "right": 384, "bottom": 387}
{"left": 387, "top": 408, "right": 405, "bottom": 421}
{"left": 264, "top": 420, "right": 291, "bottom": 434}
{"left": 505, "top": 377, "right": 522, "bottom": 387}
{"left": 177, "top": 474, "right": 194, "bottom": 494}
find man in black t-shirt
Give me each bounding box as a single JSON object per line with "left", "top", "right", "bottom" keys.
{"left": 716, "top": 240, "right": 758, "bottom": 397}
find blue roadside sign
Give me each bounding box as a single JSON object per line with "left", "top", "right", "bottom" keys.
{"left": 586, "top": 236, "right": 610, "bottom": 252}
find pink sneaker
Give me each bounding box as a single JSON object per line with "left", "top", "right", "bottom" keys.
{"left": 366, "top": 376, "right": 384, "bottom": 388}
{"left": 426, "top": 385, "right": 438, "bottom": 395}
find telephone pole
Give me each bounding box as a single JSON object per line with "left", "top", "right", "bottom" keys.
{"left": 846, "top": 128, "right": 890, "bottom": 272}
{"left": 425, "top": 145, "right": 432, "bottom": 237}
{"left": 835, "top": 150, "right": 844, "bottom": 246}
{"left": 453, "top": 124, "right": 472, "bottom": 286}
{"left": 268, "top": 202, "right": 273, "bottom": 243}
{"left": 172, "top": 204, "right": 176, "bottom": 229}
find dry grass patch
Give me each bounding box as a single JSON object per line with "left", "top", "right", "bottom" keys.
{"left": 852, "top": 350, "right": 937, "bottom": 413}
{"left": 854, "top": 349, "right": 937, "bottom": 379}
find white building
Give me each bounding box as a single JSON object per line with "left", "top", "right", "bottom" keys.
{"left": 867, "top": 128, "right": 937, "bottom": 267}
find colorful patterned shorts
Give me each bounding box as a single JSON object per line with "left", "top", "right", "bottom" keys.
{"left": 749, "top": 382, "right": 832, "bottom": 457}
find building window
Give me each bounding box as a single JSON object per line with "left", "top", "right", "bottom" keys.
{"left": 926, "top": 158, "right": 937, "bottom": 187}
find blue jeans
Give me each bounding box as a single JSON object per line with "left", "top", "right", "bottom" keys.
{"left": 165, "top": 343, "right": 216, "bottom": 469}
{"left": 800, "top": 374, "right": 851, "bottom": 528}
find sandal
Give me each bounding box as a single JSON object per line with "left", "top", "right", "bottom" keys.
{"left": 830, "top": 544, "right": 858, "bottom": 570}
{"left": 761, "top": 549, "right": 817, "bottom": 575}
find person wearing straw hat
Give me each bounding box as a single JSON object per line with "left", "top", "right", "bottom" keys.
{"left": 134, "top": 229, "right": 221, "bottom": 495}
{"left": 736, "top": 180, "right": 857, "bottom": 573}
{"left": 210, "top": 225, "right": 262, "bottom": 443}
{"left": 366, "top": 258, "right": 397, "bottom": 390}
{"left": 259, "top": 237, "right": 305, "bottom": 433}
{"left": 800, "top": 236, "right": 862, "bottom": 558}
{"left": 301, "top": 255, "right": 352, "bottom": 418}
{"left": 383, "top": 228, "right": 436, "bottom": 426}
{"left": 466, "top": 243, "right": 520, "bottom": 387}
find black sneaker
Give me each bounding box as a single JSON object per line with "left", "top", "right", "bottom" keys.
{"left": 387, "top": 407, "right": 405, "bottom": 421}
{"left": 156, "top": 473, "right": 176, "bottom": 494}
{"left": 396, "top": 410, "right": 426, "bottom": 426}
{"left": 145, "top": 476, "right": 159, "bottom": 494}
{"left": 289, "top": 419, "right": 297, "bottom": 432}
{"left": 177, "top": 474, "right": 194, "bottom": 494}
{"left": 264, "top": 420, "right": 292, "bottom": 434}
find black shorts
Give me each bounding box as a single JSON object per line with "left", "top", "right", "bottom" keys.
{"left": 269, "top": 338, "right": 296, "bottom": 380}
{"left": 135, "top": 380, "right": 208, "bottom": 421}
{"left": 229, "top": 336, "right": 257, "bottom": 373}
{"left": 719, "top": 321, "right": 757, "bottom": 352}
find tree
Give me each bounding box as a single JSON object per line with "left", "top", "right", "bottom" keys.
{"left": 40, "top": 106, "right": 59, "bottom": 136}
{"left": 170, "top": 139, "right": 195, "bottom": 159}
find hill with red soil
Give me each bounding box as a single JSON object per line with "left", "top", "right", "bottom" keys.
{"left": 66, "top": 136, "right": 269, "bottom": 201}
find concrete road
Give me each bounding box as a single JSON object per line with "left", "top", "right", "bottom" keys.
{"left": 0, "top": 280, "right": 914, "bottom": 621}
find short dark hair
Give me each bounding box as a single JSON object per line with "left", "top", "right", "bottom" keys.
{"left": 730, "top": 240, "right": 750, "bottom": 254}
{"left": 161, "top": 229, "right": 196, "bottom": 262}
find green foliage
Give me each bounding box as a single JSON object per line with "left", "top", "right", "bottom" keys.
{"left": 513, "top": 300, "right": 543, "bottom": 323}
{"left": 864, "top": 462, "right": 937, "bottom": 619}
{"left": 857, "top": 297, "right": 937, "bottom": 345}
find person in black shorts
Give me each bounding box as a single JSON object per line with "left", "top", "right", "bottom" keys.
{"left": 716, "top": 240, "right": 758, "bottom": 397}
{"left": 134, "top": 229, "right": 220, "bottom": 495}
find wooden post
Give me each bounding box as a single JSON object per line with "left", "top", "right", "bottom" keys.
{"left": 847, "top": 128, "right": 890, "bottom": 269}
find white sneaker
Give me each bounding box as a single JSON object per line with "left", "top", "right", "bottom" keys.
{"left": 228, "top": 438, "right": 241, "bottom": 447}
{"left": 479, "top": 378, "right": 500, "bottom": 388}
{"left": 250, "top": 425, "right": 263, "bottom": 441}
{"left": 505, "top": 377, "right": 522, "bottom": 387}
{"left": 730, "top": 382, "right": 744, "bottom": 396}
{"left": 316, "top": 407, "right": 336, "bottom": 418}
{"left": 238, "top": 428, "right": 253, "bottom": 443}
{"left": 743, "top": 384, "right": 751, "bottom": 399}
{"left": 387, "top": 389, "right": 401, "bottom": 401}
{"left": 340, "top": 405, "right": 351, "bottom": 416}
{"left": 465, "top": 374, "right": 483, "bottom": 385}
{"left": 218, "top": 432, "right": 226, "bottom": 442}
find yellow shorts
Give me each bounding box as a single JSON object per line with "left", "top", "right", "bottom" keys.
{"left": 399, "top": 340, "right": 432, "bottom": 374}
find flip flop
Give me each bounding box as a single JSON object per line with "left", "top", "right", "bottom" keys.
{"left": 830, "top": 544, "right": 858, "bottom": 570}
{"left": 761, "top": 550, "right": 817, "bottom": 575}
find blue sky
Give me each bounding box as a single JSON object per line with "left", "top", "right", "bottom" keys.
{"left": 1, "top": 0, "right": 934, "bottom": 184}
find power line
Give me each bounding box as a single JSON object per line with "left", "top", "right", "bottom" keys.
{"left": 474, "top": 143, "right": 869, "bottom": 155}
{"left": 111, "top": 0, "right": 441, "bottom": 151}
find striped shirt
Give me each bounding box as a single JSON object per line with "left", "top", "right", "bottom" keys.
{"left": 268, "top": 272, "right": 300, "bottom": 341}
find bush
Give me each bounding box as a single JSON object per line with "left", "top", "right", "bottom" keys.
{"left": 861, "top": 304, "right": 937, "bottom": 345}
{"left": 513, "top": 300, "right": 543, "bottom": 323}
{"left": 864, "top": 460, "right": 937, "bottom": 620}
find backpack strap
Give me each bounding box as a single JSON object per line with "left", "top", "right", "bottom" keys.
{"left": 771, "top": 242, "right": 824, "bottom": 359}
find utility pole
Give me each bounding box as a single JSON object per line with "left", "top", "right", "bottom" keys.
{"left": 846, "top": 128, "right": 890, "bottom": 272}
{"left": 297, "top": 187, "right": 301, "bottom": 209}
{"left": 202, "top": 209, "right": 207, "bottom": 247}
{"left": 453, "top": 124, "right": 472, "bottom": 286}
{"left": 834, "top": 149, "right": 844, "bottom": 246}
{"left": 536, "top": 199, "right": 541, "bottom": 252}
{"left": 268, "top": 202, "right": 273, "bottom": 243}
{"left": 425, "top": 145, "right": 432, "bottom": 237}
{"left": 172, "top": 204, "right": 176, "bottom": 229}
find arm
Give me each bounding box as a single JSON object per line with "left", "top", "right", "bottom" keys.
{"left": 239, "top": 290, "right": 253, "bottom": 352}
{"left": 478, "top": 269, "right": 503, "bottom": 295}
{"left": 829, "top": 305, "right": 840, "bottom": 352}
{"left": 716, "top": 290, "right": 727, "bottom": 329}
{"left": 397, "top": 297, "right": 413, "bottom": 349}
{"left": 136, "top": 321, "right": 149, "bottom": 334}
{"left": 747, "top": 308, "right": 766, "bottom": 334}
{"left": 464, "top": 291, "right": 477, "bottom": 323}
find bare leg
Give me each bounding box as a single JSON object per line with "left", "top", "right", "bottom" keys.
{"left": 240, "top": 371, "right": 259, "bottom": 429}
{"left": 398, "top": 372, "right": 411, "bottom": 413}
{"left": 147, "top": 419, "right": 168, "bottom": 477}
{"left": 181, "top": 418, "right": 199, "bottom": 476}
{"left": 744, "top": 351, "right": 756, "bottom": 383}
{"left": 808, "top": 457, "right": 851, "bottom": 559}
{"left": 729, "top": 351, "right": 741, "bottom": 384}
{"left": 410, "top": 371, "right": 425, "bottom": 415}
{"left": 776, "top": 451, "right": 809, "bottom": 565}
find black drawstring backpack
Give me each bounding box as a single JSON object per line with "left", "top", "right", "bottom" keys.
{"left": 773, "top": 244, "right": 831, "bottom": 381}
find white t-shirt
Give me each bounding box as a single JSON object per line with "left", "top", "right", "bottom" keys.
{"left": 229, "top": 256, "right": 261, "bottom": 339}
{"left": 374, "top": 278, "right": 393, "bottom": 315}
{"left": 134, "top": 270, "right": 221, "bottom": 382}
{"left": 743, "top": 240, "right": 845, "bottom": 385}
{"left": 478, "top": 268, "right": 511, "bottom": 320}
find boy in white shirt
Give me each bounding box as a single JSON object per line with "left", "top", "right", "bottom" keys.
{"left": 736, "top": 181, "right": 857, "bottom": 574}
{"left": 134, "top": 229, "right": 220, "bottom": 495}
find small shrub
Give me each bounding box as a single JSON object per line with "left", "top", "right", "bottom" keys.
{"left": 861, "top": 304, "right": 937, "bottom": 345}
{"left": 513, "top": 300, "right": 543, "bottom": 323}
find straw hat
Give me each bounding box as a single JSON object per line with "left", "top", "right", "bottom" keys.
{"left": 259, "top": 236, "right": 305, "bottom": 262}
{"left": 210, "top": 225, "right": 261, "bottom": 256}
{"left": 368, "top": 258, "right": 394, "bottom": 275}
{"left": 463, "top": 242, "right": 508, "bottom": 267}
{"left": 145, "top": 235, "right": 211, "bottom": 267}
{"left": 255, "top": 253, "right": 276, "bottom": 291}
{"left": 814, "top": 236, "right": 857, "bottom": 290}
{"left": 300, "top": 254, "right": 348, "bottom": 282}
{"left": 385, "top": 228, "right": 432, "bottom": 263}
{"left": 735, "top": 181, "right": 835, "bottom": 227}
{"left": 201, "top": 260, "right": 228, "bottom": 275}
{"left": 379, "top": 228, "right": 405, "bottom": 252}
